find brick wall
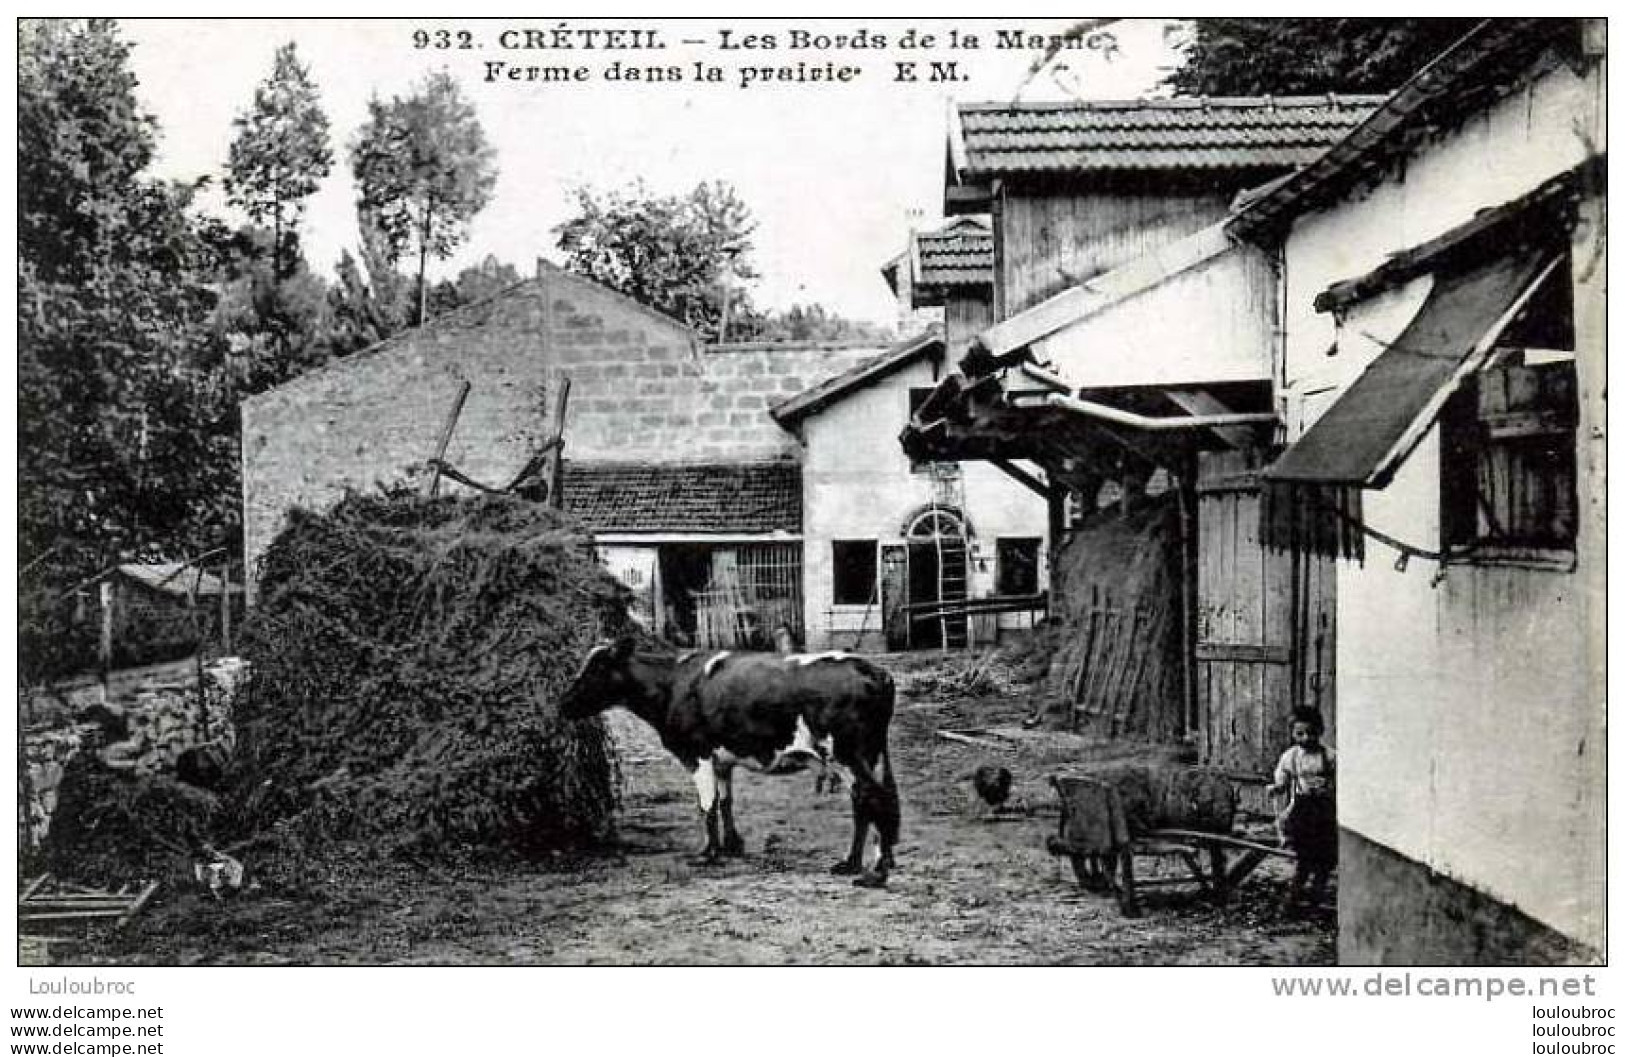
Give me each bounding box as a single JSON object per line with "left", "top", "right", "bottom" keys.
{"left": 241, "top": 263, "right": 877, "bottom": 585}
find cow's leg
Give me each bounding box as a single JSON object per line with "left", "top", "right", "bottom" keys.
{"left": 688, "top": 758, "right": 724, "bottom": 865}
{"left": 871, "top": 748, "right": 901, "bottom": 874}
{"left": 714, "top": 758, "right": 745, "bottom": 856}
{"left": 834, "top": 750, "right": 898, "bottom": 882}
{"left": 832, "top": 781, "right": 871, "bottom": 877}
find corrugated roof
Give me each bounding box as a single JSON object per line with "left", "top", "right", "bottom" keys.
{"left": 954, "top": 96, "right": 1385, "bottom": 178}
{"left": 916, "top": 219, "right": 993, "bottom": 289}
{"left": 563, "top": 462, "right": 801, "bottom": 534}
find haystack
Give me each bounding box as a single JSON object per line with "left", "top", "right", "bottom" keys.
{"left": 227, "top": 489, "right": 631, "bottom": 871}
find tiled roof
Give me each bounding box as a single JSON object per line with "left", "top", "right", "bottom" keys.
{"left": 771, "top": 331, "right": 943, "bottom": 424}
{"left": 954, "top": 96, "right": 1386, "bottom": 177}
{"left": 563, "top": 462, "right": 801, "bottom": 534}
{"left": 917, "top": 219, "right": 993, "bottom": 289}
{"left": 1229, "top": 20, "right": 1575, "bottom": 237}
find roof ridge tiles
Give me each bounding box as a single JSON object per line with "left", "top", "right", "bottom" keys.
{"left": 958, "top": 94, "right": 1390, "bottom": 114}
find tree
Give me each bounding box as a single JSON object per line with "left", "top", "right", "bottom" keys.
{"left": 427, "top": 254, "right": 524, "bottom": 316}
{"left": 1165, "top": 19, "right": 1476, "bottom": 96}
{"left": 350, "top": 72, "right": 498, "bottom": 327}
{"left": 324, "top": 208, "right": 416, "bottom": 357}
{"left": 208, "top": 225, "right": 335, "bottom": 394}
{"left": 555, "top": 181, "right": 758, "bottom": 342}
{"left": 224, "top": 42, "right": 333, "bottom": 281}
{"left": 19, "top": 19, "right": 238, "bottom": 589}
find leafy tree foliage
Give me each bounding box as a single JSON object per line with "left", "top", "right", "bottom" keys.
{"left": 350, "top": 72, "right": 498, "bottom": 326}
{"left": 224, "top": 42, "right": 333, "bottom": 280}
{"left": 19, "top": 20, "right": 238, "bottom": 581}
{"left": 1166, "top": 19, "right": 1476, "bottom": 96}
{"left": 555, "top": 181, "right": 760, "bottom": 343}
{"left": 428, "top": 254, "right": 525, "bottom": 316}
{"left": 209, "top": 225, "right": 336, "bottom": 395}
{"left": 557, "top": 180, "right": 892, "bottom": 344}
{"left": 743, "top": 303, "right": 894, "bottom": 344}
{"left": 323, "top": 209, "right": 416, "bottom": 357}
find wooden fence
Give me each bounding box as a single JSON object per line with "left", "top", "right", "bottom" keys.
{"left": 1063, "top": 585, "right": 1179, "bottom": 737}
{"left": 692, "top": 544, "right": 803, "bottom": 649}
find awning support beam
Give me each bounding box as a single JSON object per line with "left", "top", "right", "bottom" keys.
{"left": 989, "top": 459, "right": 1051, "bottom": 500}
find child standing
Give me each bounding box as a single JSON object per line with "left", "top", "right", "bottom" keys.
{"left": 1267, "top": 706, "right": 1337, "bottom": 909}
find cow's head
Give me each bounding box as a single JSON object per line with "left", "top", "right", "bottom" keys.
{"left": 558, "top": 637, "right": 638, "bottom": 719}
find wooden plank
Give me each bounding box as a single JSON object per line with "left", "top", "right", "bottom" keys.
{"left": 1144, "top": 830, "right": 1295, "bottom": 858}
{"left": 1194, "top": 641, "right": 1291, "bottom": 664}
{"left": 989, "top": 458, "right": 1051, "bottom": 499}
{"left": 422, "top": 379, "right": 473, "bottom": 499}
{"left": 1313, "top": 157, "right": 1598, "bottom": 313}
{"left": 20, "top": 873, "right": 51, "bottom": 902}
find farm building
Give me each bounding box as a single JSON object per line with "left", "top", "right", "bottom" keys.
{"left": 242, "top": 258, "right": 1042, "bottom": 653}
{"left": 772, "top": 330, "right": 1049, "bottom": 651}
{"left": 880, "top": 216, "right": 995, "bottom": 358}
{"left": 909, "top": 93, "right": 1380, "bottom": 743}
{"left": 74, "top": 562, "right": 243, "bottom": 669}
{"left": 240, "top": 262, "right": 876, "bottom": 647}
{"left": 909, "top": 18, "right": 1603, "bottom": 962}
{"left": 1229, "top": 17, "right": 1606, "bottom": 963}
{"left": 944, "top": 95, "right": 1381, "bottom": 318}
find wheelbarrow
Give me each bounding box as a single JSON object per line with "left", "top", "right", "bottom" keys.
{"left": 1045, "top": 771, "right": 1295, "bottom": 917}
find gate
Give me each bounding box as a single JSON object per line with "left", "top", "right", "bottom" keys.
{"left": 1196, "top": 451, "right": 1335, "bottom": 804}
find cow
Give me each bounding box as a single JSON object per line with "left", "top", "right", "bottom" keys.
{"left": 559, "top": 637, "right": 900, "bottom": 885}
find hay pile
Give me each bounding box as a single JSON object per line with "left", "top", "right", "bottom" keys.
{"left": 38, "top": 753, "right": 219, "bottom": 887}
{"left": 227, "top": 489, "right": 631, "bottom": 872}
{"left": 1043, "top": 496, "right": 1185, "bottom": 739}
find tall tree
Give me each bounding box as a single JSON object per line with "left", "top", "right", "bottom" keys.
{"left": 1166, "top": 19, "right": 1476, "bottom": 96}
{"left": 555, "top": 181, "right": 758, "bottom": 342}
{"left": 19, "top": 19, "right": 238, "bottom": 593}
{"left": 350, "top": 72, "right": 498, "bottom": 326}
{"left": 224, "top": 41, "right": 333, "bottom": 281}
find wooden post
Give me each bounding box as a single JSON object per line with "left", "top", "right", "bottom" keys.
{"left": 423, "top": 380, "right": 473, "bottom": 499}
{"left": 546, "top": 376, "right": 572, "bottom": 509}
{"left": 219, "top": 559, "right": 232, "bottom": 656}
{"left": 98, "top": 580, "right": 114, "bottom": 693}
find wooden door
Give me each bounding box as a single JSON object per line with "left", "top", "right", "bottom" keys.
{"left": 880, "top": 545, "right": 909, "bottom": 652}
{"left": 1196, "top": 452, "right": 1335, "bottom": 793}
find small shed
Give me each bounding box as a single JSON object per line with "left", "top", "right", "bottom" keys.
{"left": 79, "top": 563, "right": 243, "bottom": 668}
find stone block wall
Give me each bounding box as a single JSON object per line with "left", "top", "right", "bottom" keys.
{"left": 242, "top": 262, "right": 877, "bottom": 583}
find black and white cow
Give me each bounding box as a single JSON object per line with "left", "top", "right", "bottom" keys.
{"left": 559, "top": 638, "right": 900, "bottom": 885}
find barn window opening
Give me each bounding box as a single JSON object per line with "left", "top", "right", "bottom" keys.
{"left": 996, "top": 538, "right": 1041, "bottom": 596}
{"left": 1440, "top": 257, "right": 1578, "bottom": 559}
{"left": 832, "top": 540, "right": 879, "bottom": 605}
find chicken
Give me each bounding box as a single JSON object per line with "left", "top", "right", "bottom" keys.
{"left": 973, "top": 764, "right": 1013, "bottom": 808}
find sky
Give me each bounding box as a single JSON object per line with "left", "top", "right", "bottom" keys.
{"left": 118, "top": 18, "right": 1182, "bottom": 327}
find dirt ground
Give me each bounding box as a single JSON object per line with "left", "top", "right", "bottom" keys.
{"left": 44, "top": 654, "right": 1335, "bottom": 966}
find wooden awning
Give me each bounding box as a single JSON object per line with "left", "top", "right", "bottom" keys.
{"left": 1264, "top": 250, "right": 1561, "bottom": 488}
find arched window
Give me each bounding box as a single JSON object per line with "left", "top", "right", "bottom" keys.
{"left": 906, "top": 508, "right": 966, "bottom": 541}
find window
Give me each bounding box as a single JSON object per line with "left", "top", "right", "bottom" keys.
{"left": 996, "top": 538, "right": 1041, "bottom": 596}
{"left": 1440, "top": 261, "right": 1578, "bottom": 557}
{"left": 831, "top": 540, "right": 878, "bottom": 605}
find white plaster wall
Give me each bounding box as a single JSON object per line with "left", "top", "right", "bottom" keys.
{"left": 1038, "top": 243, "right": 1275, "bottom": 389}
{"left": 797, "top": 358, "right": 1049, "bottom": 649}
{"left": 1280, "top": 60, "right": 1605, "bottom": 948}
